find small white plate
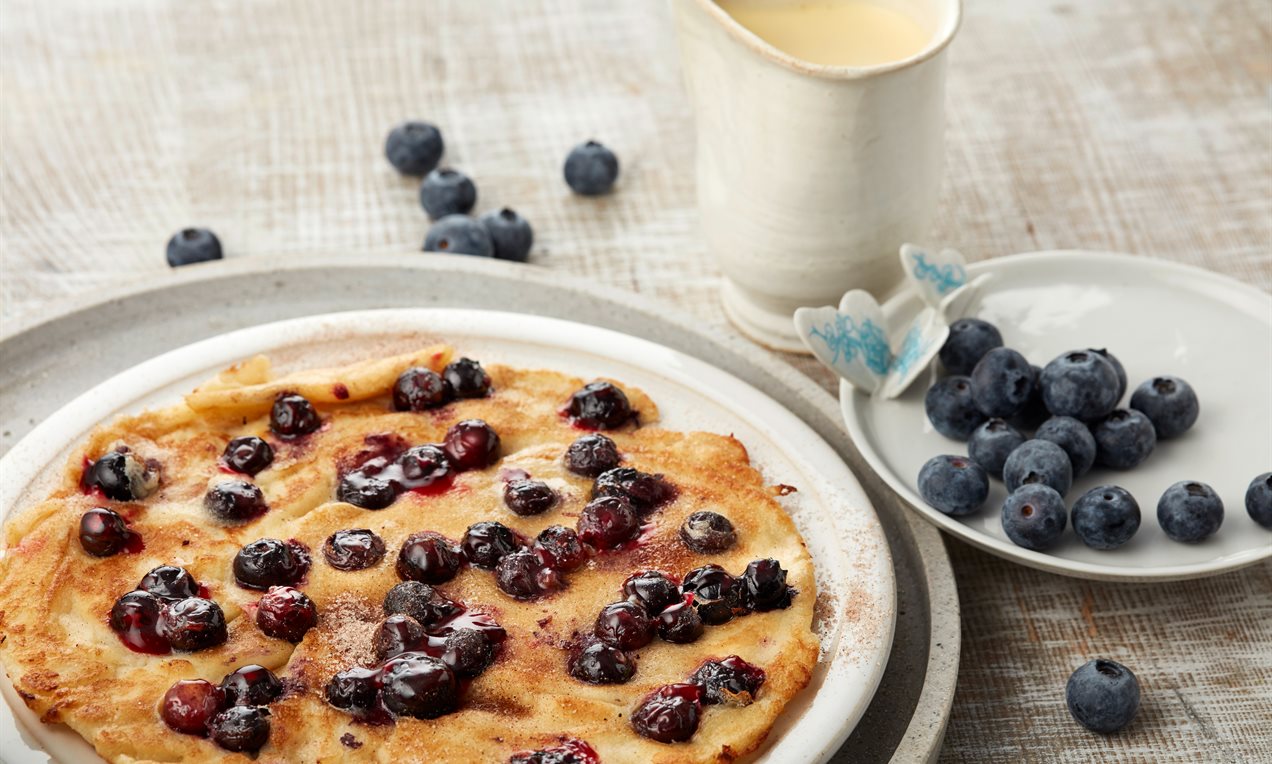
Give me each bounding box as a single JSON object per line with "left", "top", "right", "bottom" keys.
{"left": 841, "top": 251, "right": 1272, "bottom": 581}
{"left": 0, "top": 309, "right": 895, "bottom": 763}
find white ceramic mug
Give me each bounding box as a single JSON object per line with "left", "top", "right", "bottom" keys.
{"left": 672, "top": 0, "right": 962, "bottom": 352}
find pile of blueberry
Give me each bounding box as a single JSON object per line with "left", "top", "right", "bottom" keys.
{"left": 918, "top": 317, "right": 1272, "bottom": 551}
{"left": 165, "top": 122, "right": 621, "bottom": 266}
{"left": 107, "top": 565, "right": 225, "bottom": 654}
{"left": 160, "top": 665, "right": 284, "bottom": 753}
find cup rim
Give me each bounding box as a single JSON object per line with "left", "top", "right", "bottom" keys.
{"left": 691, "top": 0, "right": 964, "bottom": 80}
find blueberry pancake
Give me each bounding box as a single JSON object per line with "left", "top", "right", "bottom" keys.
{"left": 0, "top": 344, "right": 819, "bottom": 763}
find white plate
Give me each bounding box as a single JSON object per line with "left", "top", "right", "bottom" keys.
{"left": 842, "top": 250, "right": 1272, "bottom": 582}
{"left": 0, "top": 309, "right": 896, "bottom": 763}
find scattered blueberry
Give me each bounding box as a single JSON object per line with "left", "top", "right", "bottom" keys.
{"left": 382, "top": 580, "right": 461, "bottom": 627}
{"left": 630, "top": 684, "right": 701, "bottom": 743}
{"left": 565, "top": 381, "right": 633, "bottom": 430}
{"left": 568, "top": 641, "right": 635, "bottom": 684}
{"left": 1089, "top": 349, "right": 1127, "bottom": 402}
{"left": 917, "top": 455, "right": 989, "bottom": 516}
{"left": 594, "top": 601, "right": 654, "bottom": 650}
{"left": 967, "top": 418, "right": 1026, "bottom": 478}
{"left": 679, "top": 510, "right": 737, "bottom": 553}
{"left": 208, "top": 705, "right": 271, "bottom": 753}
{"left": 1246, "top": 473, "right": 1272, "bottom": 529}
{"left": 1157, "top": 481, "right": 1223, "bottom": 543}
{"left": 138, "top": 565, "right": 199, "bottom": 601}
{"left": 443, "top": 419, "right": 501, "bottom": 471}
{"left": 1093, "top": 409, "right": 1156, "bottom": 470}
{"left": 204, "top": 480, "right": 268, "bottom": 523}
{"left": 255, "top": 586, "right": 318, "bottom": 642}
{"left": 270, "top": 393, "right": 321, "bottom": 438}
{"left": 392, "top": 367, "right": 453, "bottom": 411}
{"left": 161, "top": 679, "right": 224, "bottom": 735}
{"left": 323, "top": 528, "right": 387, "bottom": 571}
{"left": 220, "top": 664, "right": 283, "bottom": 707}
{"left": 86, "top": 450, "right": 158, "bottom": 502}
{"left": 325, "top": 666, "right": 380, "bottom": 712}
{"left": 1039, "top": 350, "right": 1120, "bottom": 420}
{"left": 380, "top": 653, "right": 459, "bottom": 719}
{"left": 593, "top": 467, "right": 672, "bottom": 512}
{"left": 740, "top": 558, "right": 793, "bottom": 611}
{"left": 564, "top": 140, "right": 619, "bottom": 196}
{"left": 221, "top": 436, "right": 274, "bottom": 476}
{"left": 385, "top": 121, "right": 444, "bottom": 176}
{"left": 939, "top": 318, "right": 1003, "bottom": 376}
{"left": 924, "top": 376, "right": 987, "bottom": 441}
{"left": 656, "top": 599, "right": 704, "bottom": 644}
{"left": 680, "top": 564, "right": 746, "bottom": 625}
{"left": 480, "top": 208, "right": 534, "bottom": 262}
{"left": 576, "top": 495, "right": 640, "bottom": 550}
{"left": 441, "top": 629, "right": 493, "bottom": 677}
{"left": 160, "top": 597, "right": 229, "bottom": 651}
{"left": 970, "top": 347, "right": 1035, "bottom": 417}
{"left": 1066, "top": 659, "right": 1140, "bottom": 734}
{"left": 689, "top": 655, "right": 766, "bottom": 706}
{"left": 1034, "top": 416, "right": 1097, "bottom": 477}
{"left": 533, "top": 525, "right": 588, "bottom": 571}
{"left": 461, "top": 521, "right": 521, "bottom": 569}
{"left": 423, "top": 215, "right": 494, "bottom": 257}
{"left": 397, "top": 532, "right": 463, "bottom": 584}
{"left": 622, "top": 570, "right": 681, "bottom": 616}
{"left": 494, "top": 548, "right": 561, "bottom": 599}
{"left": 1071, "top": 486, "right": 1141, "bottom": 550}
{"left": 503, "top": 479, "right": 557, "bottom": 516}
{"left": 1003, "top": 440, "right": 1073, "bottom": 497}
{"left": 374, "top": 614, "right": 426, "bottom": 660}
{"left": 419, "top": 168, "right": 477, "bottom": 219}
{"left": 78, "top": 507, "right": 133, "bottom": 557}
{"left": 1129, "top": 376, "right": 1199, "bottom": 439}
{"left": 442, "top": 357, "right": 492, "bottom": 398}
{"left": 1001, "top": 484, "right": 1068, "bottom": 551}
{"left": 564, "top": 433, "right": 620, "bottom": 477}
{"left": 233, "top": 538, "right": 310, "bottom": 590}
{"left": 166, "top": 228, "right": 223, "bottom": 267}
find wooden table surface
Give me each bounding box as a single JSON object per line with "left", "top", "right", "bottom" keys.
{"left": 2, "top": 1, "right": 1269, "bottom": 761}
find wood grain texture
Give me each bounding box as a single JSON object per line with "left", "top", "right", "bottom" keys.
{"left": 1, "top": 0, "right": 1269, "bottom": 761}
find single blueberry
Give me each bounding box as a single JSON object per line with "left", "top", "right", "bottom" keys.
{"left": 166, "top": 228, "right": 223, "bottom": 267}
{"left": 1089, "top": 349, "right": 1127, "bottom": 403}
{"left": 1093, "top": 409, "right": 1156, "bottom": 470}
{"left": 970, "top": 347, "right": 1035, "bottom": 418}
{"left": 1157, "top": 481, "right": 1223, "bottom": 543}
{"left": 1066, "top": 659, "right": 1140, "bottom": 734}
{"left": 423, "top": 215, "right": 494, "bottom": 257}
{"left": 1129, "top": 376, "right": 1199, "bottom": 439}
{"left": 917, "top": 455, "right": 989, "bottom": 516}
{"left": 1001, "top": 484, "right": 1067, "bottom": 550}
{"left": 1039, "top": 350, "right": 1120, "bottom": 420}
{"left": 564, "top": 140, "right": 619, "bottom": 196}
{"left": 1246, "top": 472, "right": 1272, "bottom": 529}
{"left": 924, "top": 376, "right": 987, "bottom": 441}
{"left": 1035, "top": 416, "right": 1097, "bottom": 477}
{"left": 419, "top": 168, "right": 477, "bottom": 219}
{"left": 967, "top": 418, "right": 1026, "bottom": 478}
{"left": 1003, "top": 439, "right": 1073, "bottom": 497}
{"left": 479, "top": 208, "right": 534, "bottom": 262}
{"left": 1071, "top": 485, "right": 1141, "bottom": 550}
{"left": 938, "top": 318, "right": 1003, "bottom": 376}
{"left": 385, "top": 121, "right": 444, "bottom": 176}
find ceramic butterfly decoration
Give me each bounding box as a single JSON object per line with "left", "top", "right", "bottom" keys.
{"left": 794, "top": 245, "right": 991, "bottom": 399}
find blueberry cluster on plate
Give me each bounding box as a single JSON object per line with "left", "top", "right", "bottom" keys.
{"left": 917, "top": 317, "right": 1272, "bottom": 552}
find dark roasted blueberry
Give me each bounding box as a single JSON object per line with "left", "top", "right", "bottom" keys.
{"left": 424, "top": 214, "right": 494, "bottom": 257}
{"left": 207, "top": 705, "right": 271, "bottom": 753}
{"left": 374, "top": 614, "right": 426, "bottom": 661}
{"left": 109, "top": 590, "right": 169, "bottom": 653}
{"left": 967, "top": 418, "right": 1026, "bottom": 479}
{"left": 1129, "top": 376, "right": 1199, "bottom": 440}
{"left": 337, "top": 471, "right": 399, "bottom": 509}
{"left": 1157, "top": 481, "right": 1224, "bottom": 543}
{"left": 495, "top": 549, "right": 561, "bottom": 599}
{"left": 594, "top": 601, "right": 653, "bottom": 651}
{"left": 970, "top": 347, "right": 1035, "bottom": 418}
{"left": 385, "top": 121, "right": 443, "bottom": 176}
{"left": 741, "top": 558, "right": 793, "bottom": 611}
{"left": 1003, "top": 440, "right": 1073, "bottom": 497}
{"left": 270, "top": 393, "right": 321, "bottom": 438}
{"left": 1090, "top": 349, "right": 1128, "bottom": 402}
{"left": 382, "top": 580, "right": 462, "bottom": 626}
{"left": 631, "top": 683, "right": 701, "bottom": 743}
{"left": 325, "top": 666, "right": 381, "bottom": 712}
{"left": 939, "top": 318, "right": 1003, "bottom": 376}
{"left": 204, "top": 480, "right": 268, "bottom": 522}
{"left": 680, "top": 564, "right": 745, "bottom": 625}
{"left": 1093, "top": 409, "right": 1156, "bottom": 470}
{"left": 381, "top": 653, "right": 458, "bottom": 719}
{"left": 577, "top": 495, "right": 639, "bottom": 550}
{"left": 503, "top": 479, "right": 557, "bottom": 516}
{"left": 564, "top": 140, "right": 620, "bottom": 196}
{"left": 679, "top": 510, "right": 736, "bottom": 553}
{"left": 1071, "top": 486, "right": 1141, "bottom": 550}
{"left": 1035, "top": 416, "right": 1097, "bottom": 477}
{"left": 392, "top": 367, "right": 454, "bottom": 411}
{"left": 1039, "top": 350, "right": 1120, "bottom": 420}
{"left": 462, "top": 521, "right": 521, "bottom": 569}
{"left": 1247, "top": 472, "right": 1272, "bottom": 529}
{"left": 419, "top": 167, "right": 477, "bottom": 219}
{"left": 220, "top": 664, "right": 283, "bottom": 706}
{"left": 161, "top": 678, "right": 225, "bottom": 735}
{"left": 533, "top": 525, "right": 588, "bottom": 571}
{"left": 443, "top": 419, "right": 501, "bottom": 471}
{"left": 86, "top": 450, "right": 158, "bottom": 502}
{"left": 396, "top": 532, "right": 463, "bottom": 584}
{"left": 656, "top": 598, "right": 704, "bottom": 644}
{"left": 166, "top": 227, "right": 223, "bottom": 267}
{"left": 593, "top": 467, "right": 672, "bottom": 512}
{"left": 689, "top": 656, "right": 766, "bottom": 706}
{"left": 917, "top": 454, "right": 989, "bottom": 516}
{"left": 396, "top": 444, "right": 454, "bottom": 489}
{"left": 255, "top": 586, "right": 318, "bottom": 643}
{"left": 441, "top": 629, "right": 493, "bottom": 677}
{"left": 479, "top": 207, "right": 534, "bottom": 262}
{"left": 568, "top": 641, "right": 635, "bottom": 684}
{"left": 1066, "top": 659, "right": 1140, "bottom": 734}
{"left": 138, "top": 565, "right": 200, "bottom": 601}
{"left": 1001, "top": 484, "right": 1068, "bottom": 551}
{"left": 78, "top": 507, "right": 132, "bottom": 556}
{"left": 222, "top": 436, "right": 274, "bottom": 476}
{"left": 924, "top": 376, "right": 987, "bottom": 441}
{"left": 160, "top": 597, "right": 229, "bottom": 651}
{"left": 442, "top": 357, "right": 492, "bottom": 398}
{"left": 622, "top": 570, "right": 680, "bottom": 616}
{"left": 323, "top": 529, "right": 387, "bottom": 571}
{"left": 233, "top": 538, "right": 310, "bottom": 590}
{"left": 564, "top": 433, "right": 621, "bottom": 477}
{"left": 564, "top": 381, "right": 633, "bottom": 430}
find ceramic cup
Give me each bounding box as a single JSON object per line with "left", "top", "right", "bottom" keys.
{"left": 672, "top": 0, "right": 963, "bottom": 352}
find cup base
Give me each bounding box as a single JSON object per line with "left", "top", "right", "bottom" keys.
{"left": 721, "top": 280, "right": 812, "bottom": 355}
